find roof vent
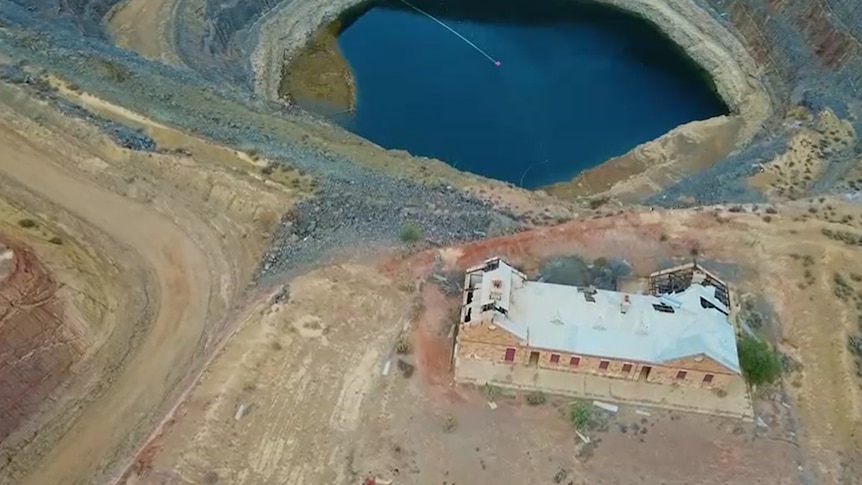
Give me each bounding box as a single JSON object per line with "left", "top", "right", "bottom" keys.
{"left": 490, "top": 278, "right": 503, "bottom": 301}
{"left": 620, "top": 294, "right": 631, "bottom": 314}
{"left": 592, "top": 316, "right": 607, "bottom": 331}
{"left": 652, "top": 303, "right": 675, "bottom": 313}
{"left": 635, "top": 318, "right": 650, "bottom": 335}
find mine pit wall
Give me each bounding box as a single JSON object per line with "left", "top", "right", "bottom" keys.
{"left": 0, "top": 240, "right": 82, "bottom": 442}
{"left": 654, "top": 0, "right": 862, "bottom": 205}
{"left": 700, "top": 0, "right": 862, "bottom": 121}
{"left": 8, "top": 0, "right": 862, "bottom": 140}
{"left": 2, "top": 0, "right": 860, "bottom": 209}
{"left": 244, "top": 0, "right": 862, "bottom": 204}
{"left": 251, "top": 0, "right": 771, "bottom": 141}
{"left": 5, "top": 0, "right": 123, "bottom": 37}
{"left": 27, "top": 0, "right": 857, "bottom": 134}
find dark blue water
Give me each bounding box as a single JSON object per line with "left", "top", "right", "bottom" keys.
{"left": 334, "top": 0, "right": 727, "bottom": 188}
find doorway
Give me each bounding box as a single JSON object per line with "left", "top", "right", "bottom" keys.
{"left": 638, "top": 365, "right": 652, "bottom": 381}
{"left": 529, "top": 351, "right": 540, "bottom": 366}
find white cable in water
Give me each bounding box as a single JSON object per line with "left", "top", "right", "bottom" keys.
{"left": 398, "top": 0, "right": 501, "bottom": 66}
{"left": 520, "top": 159, "right": 550, "bottom": 187}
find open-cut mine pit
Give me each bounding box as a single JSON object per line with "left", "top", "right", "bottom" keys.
{"left": 0, "top": 0, "right": 861, "bottom": 484}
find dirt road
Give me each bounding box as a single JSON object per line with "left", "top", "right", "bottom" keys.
{"left": 0, "top": 75, "right": 299, "bottom": 483}
{"left": 105, "top": 0, "right": 181, "bottom": 64}
{"left": 0, "top": 124, "right": 216, "bottom": 484}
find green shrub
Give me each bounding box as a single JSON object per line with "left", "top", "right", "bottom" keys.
{"left": 737, "top": 334, "right": 782, "bottom": 386}
{"left": 399, "top": 222, "right": 422, "bottom": 243}
{"left": 568, "top": 401, "right": 591, "bottom": 429}
{"left": 525, "top": 391, "right": 546, "bottom": 406}
{"left": 395, "top": 335, "right": 412, "bottom": 354}
{"left": 442, "top": 414, "right": 458, "bottom": 433}
{"left": 17, "top": 218, "right": 37, "bottom": 228}
{"left": 483, "top": 383, "right": 501, "bottom": 400}
{"left": 588, "top": 197, "right": 609, "bottom": 210}
{"left": 93, "top": 58, "right": 131, "bottom": 83}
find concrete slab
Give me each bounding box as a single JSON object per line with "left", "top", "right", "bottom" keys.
{"left": 455, "top": 358, "right": 753, "bottom": 420}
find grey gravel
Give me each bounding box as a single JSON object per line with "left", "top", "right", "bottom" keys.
{"left": 2, "top": 0, "right": 862, "bottom": 284}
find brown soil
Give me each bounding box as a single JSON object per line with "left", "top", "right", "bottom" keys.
{"left": 0, "top": 79, "right": 297, "bottom": 485}
{"left": 439, "top": 203, "right": 862, "bottom": 484}
{"left": 128, "top": 202, "right": 862, "bottom": 485}
{"left": 0, "top": 237, "right": 82, "bottom": 442}
{"left": 544, "top": 115, "right": 743, "bottom": 201}
{"left": 280, "top": 20, "right": 356, "bottom": 112}
{"left": 104, "top": 0, "right": 181, "bottom": 64}
{"left": 123, "top": 263, "right": 412, "bottom": 484}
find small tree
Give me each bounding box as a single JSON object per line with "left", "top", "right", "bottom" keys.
{"left": 737, "top": 334, "right": 781, "bottom": 386}
{"left": 399, "top": 222, "right": 422, "bottom": 243}
{"left": 568, "top": 401, "right": 591, "bottom": 429}
{"left": 525, "top": 391, "right": 546, "bottom": 406}
{"left": 394, "top": 334, "right": 412, "bottom": 354}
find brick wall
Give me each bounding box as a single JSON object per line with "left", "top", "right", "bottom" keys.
{"left": 456, "top": 321, "right": 736, "bottom": 391}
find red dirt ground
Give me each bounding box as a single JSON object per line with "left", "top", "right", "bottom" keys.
{"left": 0, "top": 236, "right": 81, "bottom": 441}
{"left": 360, "top": 210, "right": 807, "bottom": 485}
{"left": 383, "top": 209, "right": 696, "bottom": 281}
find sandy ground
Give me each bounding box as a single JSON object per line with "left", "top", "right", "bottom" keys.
{"left": 281, "top": 19, "right": 356, "bottom": 110}
{"left": 105, "top": 0, "right": 181, "bottom": 65}
{"left": 0, "top": 79, "right": 297, "bottom": 485}
{"left": 352, "top": 289, "right": 800, "bottom": 484}
{"left": 545, "top": 115, "right": 743, "bottom": 200}
{"left": 125, "top": 263, "right": 413, "bottom": 484}
{"left": 440, "top": 203, "right": 862, "bottom": 484}
{"left": 131, "top": 202, "right": 862, "bottom": 484}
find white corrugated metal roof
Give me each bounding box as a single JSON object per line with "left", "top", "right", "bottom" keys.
{"left": 490, "top": 270, "right": 740, "bottom": 374}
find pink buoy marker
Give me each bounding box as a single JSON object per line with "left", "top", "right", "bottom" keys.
{"left": 494, "top": 61, "right": 501, "bottom": 67}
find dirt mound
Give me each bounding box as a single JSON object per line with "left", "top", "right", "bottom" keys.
{"left": 0, "top": 236, "right": 81, "bottom": 441}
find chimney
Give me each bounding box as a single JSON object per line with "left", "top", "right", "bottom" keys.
{"left": 620, "top": 294, "right": 631, "bottom": 314}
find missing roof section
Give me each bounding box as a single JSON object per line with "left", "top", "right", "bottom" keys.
{"left": 652, "top": 303, "right": 676, "bottom": 313}
{"left": 648, "top": 262, "right": 731, "bottom": 308}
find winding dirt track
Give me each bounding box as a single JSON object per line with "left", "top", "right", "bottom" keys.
{"left": 0, "top": 125, "right": 214, "bottom": 485}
